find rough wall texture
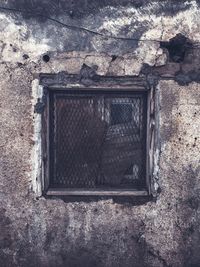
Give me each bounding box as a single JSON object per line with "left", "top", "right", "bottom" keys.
{"left": 0, "top": 1, "right": 200, "bottom": 267}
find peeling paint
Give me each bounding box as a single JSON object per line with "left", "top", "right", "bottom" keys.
{"left": 31, "top": 79, "right": 43, "bottom": 197}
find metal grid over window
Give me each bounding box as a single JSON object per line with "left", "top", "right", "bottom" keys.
{"left": 49, "top": 90, "right": 147, "bottom": 190}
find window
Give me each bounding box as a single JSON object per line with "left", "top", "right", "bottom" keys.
{"left": 40, "top": 74, "right": 153, "bottom": 197}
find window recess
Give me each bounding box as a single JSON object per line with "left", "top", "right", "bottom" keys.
{"left": 40, "top": 74, "right": 154, "bottom": 197}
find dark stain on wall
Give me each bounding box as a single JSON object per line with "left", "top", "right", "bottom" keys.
{"left": 6, "top": 0, "right": 196, "bottom": 19}
{"left": 160, "top": 34, "right": 193, "bottom": 63}
{"left": 0, "top": 209, "right": 12, "bottom": 250}
{"left": 175, "top": 69, "right": 200, "bottom": 85}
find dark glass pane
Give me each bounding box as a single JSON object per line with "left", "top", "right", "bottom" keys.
{"left": 110, "top": 103, "right": 132, "bottom": 125}
{"left": 49, "top": 91, "right": 147, "bottom": 189}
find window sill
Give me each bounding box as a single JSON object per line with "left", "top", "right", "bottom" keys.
{"left": 46, "top": 188, "right": 149, "bottom": 196}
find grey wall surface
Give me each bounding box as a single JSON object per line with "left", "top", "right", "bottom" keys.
{"left": 0, "top": 1, "right": 200, "bottom": 267}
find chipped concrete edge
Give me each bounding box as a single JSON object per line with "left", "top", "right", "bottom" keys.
{"left": 152, "top": 82, "right": 161, "bottom": 196}
{"left": 31, "top": 79, "right": 43, "bottom": 197}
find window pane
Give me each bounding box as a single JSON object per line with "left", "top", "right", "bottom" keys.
{"left": 110, "top": 103, "right": 132, "bottom": 125}
{"left": 49, "top": 91, "right": 147, "bottom": 190}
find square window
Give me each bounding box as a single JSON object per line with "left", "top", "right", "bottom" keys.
{"left": 38, "top": 66, "right": 159, "bottom": 199}
{"left": 41, "top": 85, "right": 152, "bottom": 197}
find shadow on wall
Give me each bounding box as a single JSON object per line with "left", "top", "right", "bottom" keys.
{"left": 8, "top": 0, "right": 197, "bottom": 18}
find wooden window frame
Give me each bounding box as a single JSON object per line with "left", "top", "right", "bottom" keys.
{"left": 39, "top": 73, "right": 156, "bottom": 197}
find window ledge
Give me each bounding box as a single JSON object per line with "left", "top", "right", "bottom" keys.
{"left": 46, "top": 188, "right": 149, "bottom": 196}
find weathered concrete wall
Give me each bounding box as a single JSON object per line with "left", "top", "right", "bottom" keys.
{"left": 0, "top": 1, "right": 200, "bottom": 267}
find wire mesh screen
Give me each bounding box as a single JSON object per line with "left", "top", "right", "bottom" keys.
{"left": 49, "top": 91, "right": 147, "bottom": 189}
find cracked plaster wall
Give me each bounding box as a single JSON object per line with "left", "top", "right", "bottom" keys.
{"left": 0, "top": 1, "right": 200, "bottom": 267}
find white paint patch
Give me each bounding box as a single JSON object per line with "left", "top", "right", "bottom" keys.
{"left": 31, "top": 79, "right": 43, "bottom": 197}
{"left": 0, "top": 13, "right": 50, "bottom": 62}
